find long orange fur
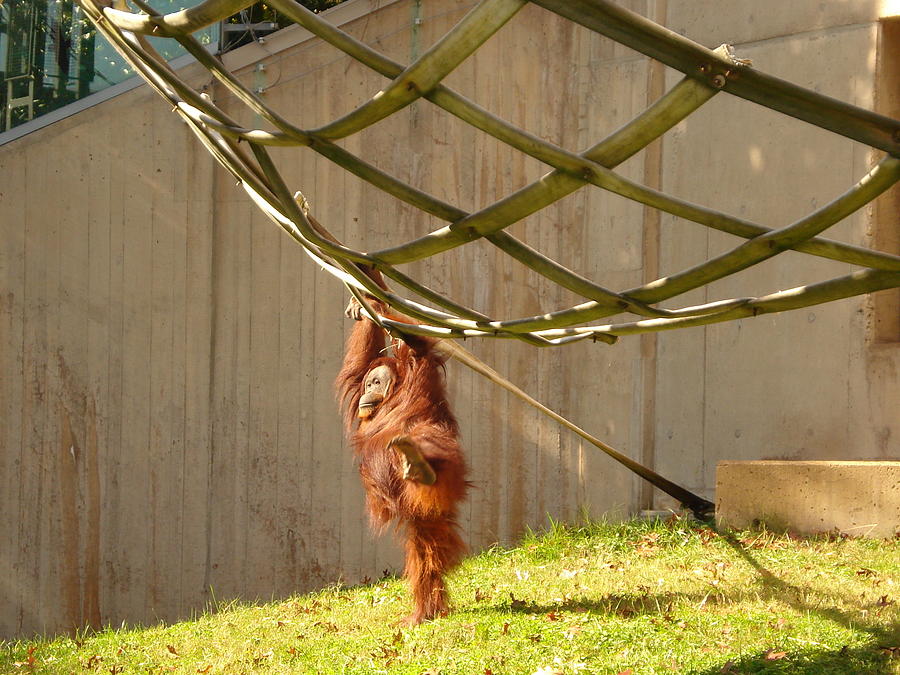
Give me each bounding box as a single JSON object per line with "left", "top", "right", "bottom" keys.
{"left": 336, "top": 295, "right": 468, "bottom": 624}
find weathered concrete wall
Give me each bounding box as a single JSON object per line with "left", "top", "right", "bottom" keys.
{"left": 653, "top": 1, "right": 900, "bottom": 505}
{"left": 1, "top": 0, "right": 897, "bottom": 637}
{"left": 1, "top": 69, "right": 219, "bottom": 636}
{"left": 717, "top": 461, "right": 900, "bottom": 538}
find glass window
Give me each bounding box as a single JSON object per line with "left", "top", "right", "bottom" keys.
{"left": 0, "top": 0, "right": 348, "bottom": 136}
{"left": 219, "top": 1, "right": 344, "bottom": 52}
{"left": 0, "top": 0, "right": 219, "bottom": 133}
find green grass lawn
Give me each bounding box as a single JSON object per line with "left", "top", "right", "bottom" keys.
{"left": 2, "top": 518, "right": 898, "bottom": 674}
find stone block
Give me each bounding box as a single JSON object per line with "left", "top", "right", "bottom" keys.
{"left": 716, "top": 461, "right": 900, "bottom": 538}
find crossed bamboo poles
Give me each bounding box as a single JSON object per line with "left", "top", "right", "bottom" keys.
{"left": 77, "top": 0, "right": 900, "bottom": 514}
{"left": 81, "top": 0, "right": 900, "bottom": 346}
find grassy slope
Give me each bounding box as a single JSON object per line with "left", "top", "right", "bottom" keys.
{"left": 2, "top": 518, "right": 898, "bottom": 674}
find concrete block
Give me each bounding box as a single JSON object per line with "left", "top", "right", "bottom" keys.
{"left": 716, "top": 461, "right": 900, "bottom": 538}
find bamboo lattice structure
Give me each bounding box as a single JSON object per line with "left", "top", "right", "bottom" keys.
{"left": 78, "top": 0, "right": 900, "bottom": 347}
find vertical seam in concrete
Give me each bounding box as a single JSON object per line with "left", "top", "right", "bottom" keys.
{"left": 639, "top": 0, "right": 667, "bottom": 512}
{"left": 409, "top": 0, "right": 423, "bottom": 129}
{"left": 871, "top": 18, "right": 900, "bottom": 344}
{"left": 16, "top": 150, "right": 30, "bottom": 635}
{"left": 178, "top": 187, "right": 187, "bottom": 629}
{"left": 146, "top": 122, "right": 157, "bottom": 618}
{"left": 85, "top": 399, "right": 102, "bottom": 629}
{"left": 203, "top": 93, "right": 221, "bottom": 598}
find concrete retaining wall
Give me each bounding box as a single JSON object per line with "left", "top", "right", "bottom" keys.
{"left": 716, "top": 461, "right": 900, "bottom": 538}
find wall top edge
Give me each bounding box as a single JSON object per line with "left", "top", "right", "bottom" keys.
{"left": 221, "top": 0, "right": 404, "bottom": 72}
{"left": 718, "top": 460, "right": 900, "bottom": 467}
{"left": 0, "top": 0, "right": 402, "bottom": 147}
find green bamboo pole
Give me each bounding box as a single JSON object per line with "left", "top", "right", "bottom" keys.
{"left": 374, "top": 316, "right": 605, "bottom": 345}
{"left": 530, "top": 0, "right": 900, "bottom": 157}
{"left": 266, "top": 0, "right": 699, "bottom": 169}
{"left": 117, "top": 1, "right": 472, "bottom": 227}
{"left": 492, "top": 156, "right": 900, "bottom": 332}
{"left": 372, "top": 72, "right": 722, "bottom": 264}
{"left": 99, "top": 0, "right": 253, "bottom": 35}
{"left": 126, "top": 11, "right": 474, "bottom": 224}
{"left": 439, "top": 339, "right": 712, "bottom": 516}
{"left": 533, "top": 269, "right": 900, "bottom": 340}
{"left": 152, "top": 65, "right": 522, "bottom": 332}
{"left": 217, "top": 4, "right": 900, "bottom": 273}
{"left": 99, "top": 0, "right": 900, "bottom": 282}
{"left": 78, "top": 0, "right": 900, "bottom": 344}
{"left": 96, "top": 21, "right": 352, "bottom": 281}
{"left": 121, "top": 0, "right": 698, "bottom": 320}
{"left": 487, "top": 234, "right": 666, "bottom": 316}
{"left": 104, "top": 5, "right": 292, "bottom": 139}
{"left": 125, "top": 1, "right": 314, "bottom": 144}
{"left": 248, "top": 144, "right": 559, "bottom": 344}
{"left": 229, "top": 140, "right": 570, "bottom": 344}
{"left": 84, "top": 2, "right": 277, "bottom": 200}
{"left": 257, "top": 0, "right": 900, "bottom": 298}
{"left": 368, "top": 32, "right": 897, "bottom": 269}
{"left": 173, "top": 102, "right": 298, "bottom": 146}
{"left": 625, "top": 155, "right": 900, "bottom": 305}
{"left": 313, "top": 0, "right": 526, "bottom": 140}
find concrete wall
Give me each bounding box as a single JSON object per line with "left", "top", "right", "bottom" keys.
{"left": 716, "top": 461, "right": 900, "bottom": 538}
{"left": 1, "top": 0, "right": 897, "bottom": 637}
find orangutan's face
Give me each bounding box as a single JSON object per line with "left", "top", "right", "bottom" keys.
{"left": 359, "top": 364, "right": 394, "bottom": 419}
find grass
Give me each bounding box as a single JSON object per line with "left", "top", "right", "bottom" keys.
{"left": 2, "top": 517, "right": 898, "bottom": 674}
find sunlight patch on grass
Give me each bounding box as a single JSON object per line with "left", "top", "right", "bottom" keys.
{"left": 2, "top": 518, "right": 898, "bottom": 674}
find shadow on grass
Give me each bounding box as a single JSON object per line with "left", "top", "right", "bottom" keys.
{"left": 501, "top": 593, "right": 699, "bottom": 618}
{"left": 462, "top": 524, "right": 898, "bottom": 674}
{"left": 700, "top": 530, "right": 899, "bottom": 674}
{"left": 716, "top": 529, "right": 898, "bottom": 638}
{"left": 463, "top": 588, "right": 898, "bottom": 674}
{"left": 693, "top": 644, "right": 895, "bottom": 675}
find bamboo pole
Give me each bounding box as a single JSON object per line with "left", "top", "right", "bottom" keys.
{"left": 437, "top": 340, "right": 713, "bottom": 517}
{"left": 624, "top": 156, "right": 900, "bottom": 305}
{"left": 249, "top": 147, "right": 560, "bottom": 344}
{"left": 531, "top": 0, "right": 900, "bottom": 156}
{"left": 75, "top": 0, "right": 900, "bottom": 345}
{"left": 313, "top": 0, "right": 526, "bottom": 140}
{"left": 532, "top": 268, "right": 900, "bottom": 340}
{"left": 493, "top": 157, "right": 900, "bottom": 332}
{"left": 371, "top": 72, "right": 723, "bottom": 264}
{"left": 255, "top": 0, "right": 900, "bottom": 314}
{"left": 102, "top": 0, "right": 900, "bottom": 280}
{"left": 262, "top": 1, "right": 900, "bottom": 276}
{"left": 96, "top": 1, "right": 681, "bottom": 330}
{"left": 99, "top": 0, "right": 253, "bottom": 35}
